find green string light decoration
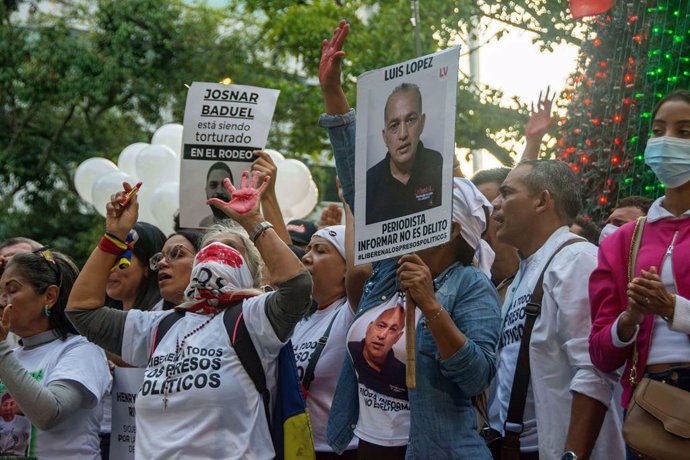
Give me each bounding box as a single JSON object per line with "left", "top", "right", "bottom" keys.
{"left": 557, "top": 0, "right": 690, "bottom": 221}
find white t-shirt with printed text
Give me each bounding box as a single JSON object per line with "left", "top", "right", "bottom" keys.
{"left": 291, "top": 298, "right": 356, "bottom": 452}
{"left": 121, "top": 293, "right": 284, "bottom": 460}
{"left": 4, "top": 334, "right": 111, "bottom": 460}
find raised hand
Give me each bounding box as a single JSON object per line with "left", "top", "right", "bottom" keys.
{"left": 318, "top": 203, "right": 343, "bottom": 228}
{"left": 106, "top": 182, "right": 139, "bottom": 241}
{"left": 525, "top": 86, "right": 556, "bottom": 140}
{"left": 251, "top": 150, "right": 278, "bottom": 196}
{"left": 319, "top": 19, "right": 349, "bottom": 91}
{"left": 208, "top": 170, "right": 269, "bottom": 219}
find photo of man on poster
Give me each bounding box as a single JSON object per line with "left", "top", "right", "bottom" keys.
{"left": 348, "top": 305, "right": 407, "bottom": 400}
{"left": 365, "top": 83, "right": 443, "bottom": 224}
{"left": 198, "top": 162, "right": 234, "bottom": 227}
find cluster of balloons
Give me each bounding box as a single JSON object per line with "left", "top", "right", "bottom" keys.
{"left": 74, "top": 127, "right": 319, "bottom": 236}
{"left": 74, "top": 124, "right": 184, "bottom": 235}
{"left": 267, "top": 149, "right": 319, "bottom": 222}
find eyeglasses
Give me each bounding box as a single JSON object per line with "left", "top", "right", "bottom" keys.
{"left": 149, "top": 244, "right": 194, "bottom": 270}
{"left": 32, "top": 247, "right": 62, "bottom": 288}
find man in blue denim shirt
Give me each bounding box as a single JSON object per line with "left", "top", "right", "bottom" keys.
{"left": 318, "top": 21, "right": 500, "bottom": 459}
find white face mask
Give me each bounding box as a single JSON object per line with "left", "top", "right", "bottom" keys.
{"left": 598, "top": 223, "right": 618, "bottom": 243}
{"left": 644, "top": 136, "right": 690, "bottom": 188}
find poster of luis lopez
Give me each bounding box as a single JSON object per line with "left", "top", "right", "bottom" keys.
{"left": 354, "top": 47, "right": 460, "bottom": 264}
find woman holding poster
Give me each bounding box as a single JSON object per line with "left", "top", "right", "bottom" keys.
{"left": 319, "top": 21, "right": 501, "bottom": 459}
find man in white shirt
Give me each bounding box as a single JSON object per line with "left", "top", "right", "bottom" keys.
{"left": 489, "top": 160, "right": 624, "bottom": 460}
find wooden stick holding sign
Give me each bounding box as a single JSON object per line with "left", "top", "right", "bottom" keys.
{"left": 405, "top": 292, "right": 416, "bottom": 389}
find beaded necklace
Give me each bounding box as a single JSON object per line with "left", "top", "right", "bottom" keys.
{"left": 162, "top": 313, "right": 218, "bottom": 410}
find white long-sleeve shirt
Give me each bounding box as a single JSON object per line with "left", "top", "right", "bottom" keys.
{"left": 490, "top": 226, "right": 625, "bottom": 459}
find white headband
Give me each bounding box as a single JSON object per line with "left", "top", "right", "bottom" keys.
{"left": 312, "top": 225, "right": 346, "bottom": 260}
{"left": 452, "top": 178, "right": 495, "bottom": 277}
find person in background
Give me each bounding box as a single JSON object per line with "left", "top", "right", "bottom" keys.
{"left": 66, "top": 174, "right": 312, "bottom": 459}
{"left": 319, "top": 21, "right": 500, "bottom": 459}
{"left": 0, "top": 237, "right": 42, "bottom": 348}
{"left": 570, "top": 216, "right": 601, "bottom": 245}
{"left": 589, "top": 90, "right": 690, "bottom": 457}
{"left": 0, "top": 237, "right": 42, "bottom": 272}
{"left": 0, "top": 249, "right": 111, "bottom": 459}
{"left": 0, "top": 393, "right": 30, "bottom": 456}
{"left": 292, "top": 225, "right": 358, "bottom": 460}
{"left": 149, "top": 229, "right": 203, "bottom": 311}
{"left": 598, "top": 196, "right": 653, "bottom": 243}
{"left": 471, "top": 168, "right": 519, "bottom": 303}
{"left": 287, "top": 219, "right": 318, "bottom": 251}
{"left": 105, "top": 222, "right": 165, "bottom": 312}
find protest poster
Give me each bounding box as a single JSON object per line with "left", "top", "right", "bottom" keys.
{"left": 354, "top": 47, "right": 460, "bottom": 264}
{"left": 179, "top": 82, "right": 280, "bottom": 228}
{"left": 109, "top": 367, "right": 146, "bottom": 460}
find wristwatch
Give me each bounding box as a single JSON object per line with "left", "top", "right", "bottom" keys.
{"left": 561, "top": 451, "right": 578, "bottom": 460}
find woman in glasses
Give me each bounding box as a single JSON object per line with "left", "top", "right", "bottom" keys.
{"left": 67, "top": 175, "right": 312, "bottom": 459}
{"left": 106, "top": 222, "right": 166, "bottom": 312}
{"left": 149, "top": 229, "right": 203, "bottom": 310}
{"left": 0, "top": 249, "right": 112, "bottom": 459}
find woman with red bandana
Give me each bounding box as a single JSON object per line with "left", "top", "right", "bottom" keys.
{"left": 66, "top": 171, "right": 313, "bottom": 459}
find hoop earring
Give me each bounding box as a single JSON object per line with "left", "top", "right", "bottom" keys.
{"left": 44, "top": 305, "right": 52, "bottom": 317}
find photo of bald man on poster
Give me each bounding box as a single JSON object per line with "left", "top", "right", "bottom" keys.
{"left": 365, "top": 83, "right": 443, "bottom": 225}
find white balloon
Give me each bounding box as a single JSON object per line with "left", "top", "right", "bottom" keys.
{"left": 135, "top": 144, "right": 179, "bottom": 189}
{"left": 151, "top": 124, "right": 184, "bottom": 158}
{"left": 118, "top": 143, "right": 148, "bottom": 178}
{"left": 91, "top": 171, "right": 135, "bottom": 218}
{"left": 289, "top": 180, "right": 319, "bottom": 219}
{"left": 149, "top": 182, "right": 180, "bottom": 236}
{"left": 264, "top": 149, "right": 285, "bottom": 165}
{"left": 74, "top": 157, "right": 118, "bottom": 204}
{"left": 276, "top": 159, "right": 311, "bottom": 210}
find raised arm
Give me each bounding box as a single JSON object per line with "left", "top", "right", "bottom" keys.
{"left": 208, "top": 170, "right": 308, "bottom": 286}
{"left": 521, "top": 87, "right": 556, "bottom": 162}
{"left": 320, "top": 20, "right": 351, "bottom": 115}
{"left": 209, "top": 170, "right": 312, "bottom": 339}
{"left": 251, "top": 150, "right": 292, "bottom": 246}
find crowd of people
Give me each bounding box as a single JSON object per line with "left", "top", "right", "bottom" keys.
{"left": 0, "top": 18, "right": 688, "bottom": 460}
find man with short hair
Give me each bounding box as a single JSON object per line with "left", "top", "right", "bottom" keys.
{"left": 348, "top": 306, "right": 407, "bottom": 400}
{"left": 199, "top": 162, "right": 234, "bottom": 227}
{"left": 365, "top": 83, "right": 443, "bottom": 224}
{"left": 488, "top": 160, "right": 623, "bottom": 459}
{"left": 472, "top": 168, "right": 518, "bottom": 302}
{"left": 598, "top": 195, "right": 653, "bottom": 242}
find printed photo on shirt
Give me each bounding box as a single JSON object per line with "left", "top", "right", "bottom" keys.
{"left": 353, "top": 47, "right": 460, "bottom": 264}
{"left": 0, "top": 392, "right": 31, "bottom": 457}
{"left": 347, "top": 298, "right": 412, "bottom": 400}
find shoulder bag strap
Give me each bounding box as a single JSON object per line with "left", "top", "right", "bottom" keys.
{"left": 302, "top": 308, "right": 341, "bottom": 391}
{"left": 502, "top": 237, "right": 586, "bottom": 456}
{"left": 150, "top": 310, "right": 185, "bottom": 357}
{"left": 628, "top": 216, "right": 647, "bottom": 387}
{"left": 222, "top": 302, "right": 272, "bottom": 426}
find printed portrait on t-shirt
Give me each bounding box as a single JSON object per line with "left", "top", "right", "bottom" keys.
{"left": 347, "top": 298, "right": 411, "bottom": 400}
{"left": 0, "top": 392, "right": 31, "bottom": 457}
